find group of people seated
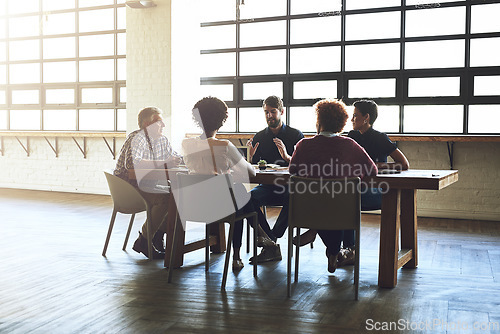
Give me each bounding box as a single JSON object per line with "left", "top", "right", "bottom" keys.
{"left": 113, "top": 95, "right": 409, "bottom": 273}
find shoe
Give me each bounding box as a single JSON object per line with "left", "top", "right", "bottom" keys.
{"left": 337, "top": 247, "right": 355, "bottom": 267}
{"left": 257, "top": 236, "right": 276, "bottom": 247}
{"left": 232, "top": 259, "right": 244, "bottom": 270}
{"left": 132, "top": 232, "right": 165, "bottom": 260}
{"left": 152, "top": 231, "right": 165, "bottom": 253}
{"left": 249, "top": 244, "right": 282, "bottom": 264}
{"left": 327, "top": 251, "right": 339, "bottom": 273}
{"left": 292, "top": 229, "right": 317, "bottom": 247}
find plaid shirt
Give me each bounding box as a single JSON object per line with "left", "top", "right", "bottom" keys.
{"left": 114, "top": 129, "right": 180, "bottom": 182}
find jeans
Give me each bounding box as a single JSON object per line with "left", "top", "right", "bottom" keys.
{"left": 250, "top": 184, "right": 289, "bottom": 242}
{"left": 342, "top": 188, "right": 383, "bottom": 248}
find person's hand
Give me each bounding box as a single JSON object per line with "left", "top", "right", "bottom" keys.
{"left": 246, "top": 138, "right": 259, "bottom": 160}
{"left": 273, "top": 138, "right": 290, "bottom": 162}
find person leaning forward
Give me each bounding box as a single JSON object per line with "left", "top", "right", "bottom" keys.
{"left": 114, "top": 106, "right": 182, "bottom": 259}
{"left": 246, "top": 95, "right": 304, "bottom": 264}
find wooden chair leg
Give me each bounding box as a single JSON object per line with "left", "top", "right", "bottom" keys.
{"left": 246, "top": 219, "right": 250, "bottom": 253}
{"left": 252, "top": 213, "right": 257, "bottom": 278}
{"left": 294, "top": 227, "right": 300, "bottom": 283}
{"left": 167, "top": 215, "right": 180, "bottom": 283}
{"left": 287, "top": 226, "right": 293, "bottom": 297}
{"left": 222, "top": 221, "right": 234, "bottom": 290}
{"left": 205, "top": 225, "right": 210, "bottom": 272}
{"left": 355, "top": 229, "right": 360, "bottom": 300}
{"left": 102, "top": 209, "right": 118, "bottom": 256}
{"left": 146, "top": 208, "right": 153, "bottom": 260}
{"left": 123, "top": 213, "right": 135, "bottom": 251}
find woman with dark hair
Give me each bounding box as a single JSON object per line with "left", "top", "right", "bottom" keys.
{"left": 182, "top": 96, "right": 256, "bottom": 270}
{"left": 289, "top": 99, "right": 377, "bottom": 273}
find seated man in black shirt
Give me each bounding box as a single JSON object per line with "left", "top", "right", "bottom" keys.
{"left": 246, "top": 96, "right": 304, "bottom": 263}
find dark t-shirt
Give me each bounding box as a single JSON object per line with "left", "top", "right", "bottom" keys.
{"left": 251, "top": 124, "right": 304, "bottom": 167}
{"left": 348, "top": 128, "right": 397, "bottom": 163}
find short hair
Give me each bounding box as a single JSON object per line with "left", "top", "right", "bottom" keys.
{"left": 138, "top": 106, "right": 162, "bottom": 129}
{"left": 314, "top": 99, "right": 348, "bottom": 133}
{"left": 353, "top": 99, "right": 378, "bottom": 125}
{"left": 263, "top": 95, "right": 284, "bottom": 112}
{"left": 192, "top": 96, "right": 228, "bottom": 133}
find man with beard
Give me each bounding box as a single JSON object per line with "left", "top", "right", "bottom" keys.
{"left": 246, "top": 95, "right": 304, "bottom": 263}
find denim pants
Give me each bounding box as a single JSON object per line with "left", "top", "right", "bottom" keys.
{"left": 250, "top": 184, "right": 289, "bottom": 242}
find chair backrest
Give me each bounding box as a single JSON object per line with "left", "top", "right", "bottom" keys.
{"left": 288, "top": 175, "right": 361, "bottom": 231}
{"left": 173, "top": 173, "right": 237, "bottom": 225}
{"left": 104, "top": 170, "right": 147, "bottom": 214}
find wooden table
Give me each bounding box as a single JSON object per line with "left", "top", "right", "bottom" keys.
{"left": 250, "top": 168, "right": 459, "bottom": 288}
{"left": 128, "top": 168, "right": 226, "bottom": 268}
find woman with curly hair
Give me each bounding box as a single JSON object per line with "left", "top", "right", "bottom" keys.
{"left": 181, "top": 96, "right": 256, "bottom": 270}
{"left": 289, "top": 99, "right": 377, "bottom": 273}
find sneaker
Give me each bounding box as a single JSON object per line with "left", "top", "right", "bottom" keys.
{"left": 132, "top": 232, "right": 165, "bottom": 260}
{"left": 337, "top": 247, "right": 355, "bottom": 267}
{"left": 257, "top": 236, "right": 276, "bottom": 247}
{"left": 249, "top": 244, "right": 282, "bottom": 264}
{"left": 292, "top": 229, "right": 317, "bottom": 247}
{"left": 327, "top": 251, "right": 339, "bottom": 273}
{"left": 232, "top": 259, "right": 244, "bottom": 271}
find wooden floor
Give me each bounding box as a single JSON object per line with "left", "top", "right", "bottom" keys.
{"left": 1, "top": 188, "right": 500, "bottom": 334}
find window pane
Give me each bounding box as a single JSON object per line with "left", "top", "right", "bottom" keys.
{"left": 43, "top": 0, "right": 75, "bottom": 11}
{"left": 200, "top": 84, "right": 233, "bottom": 102}
{"left": 243, "top": 82, "right": 283, "bottom": 100}
{"left": 291, "top": 0, "right": 341, "bottom": 15}
{"left": 349, "top": 78, "right": 396, "bottom": 98}
{"left": 0, "top": 65, "right": 6, "bottom": 84}
{"left": 79, "top": 34, "right": 114, "bottom": 57}
{"left": 468, "top": 105, "right": 500, "bottom": 134}
{"left": 10, "top": 63, "right": 40, "bottom": 84}
{"left": 119, "top": 87, "right": 127, "bottom": 103}
{"left": 43, "top": 37, "right": 76, "bottom": 59}
{"left": 79, "top": 9, "right": 114, "bottom": 33}
{"left": 44, "top": 62, "right": 76, "bottom": 83}
{"left": 200, "top": 25, "right": 235, "bottom": 50}
{"left": 200, "top": 0, "right": 235, "bottom": 22}
{"left": 471, "top": 4, "right": 500, "bottom": 34}
{"left": 345, "top": 43, "right": 400, "bottom": 71}
{"left": 219, "top": 108, "right": 236, "bottom": 133}
{"left": 0, "top": 110, "right": 7, "bottom": 129}
{"left": 346, "top": 0, "right": 400, "bottom": 10}
{"left": 407, "top": 0, "right": 464, "bottom": 4}
{"left": 0, "top": 19, "right": 5, "bottom": 38}
{"left": 117, "top": 58, "right": 126, "bottom": 81}
{"left": 373, "top": 105, "right": 399, "bottom": 133}
{"left": 200, "top": 53, "right": 235, "bottom": 77}
{"left": 346, "top": 12, "right": 400, "bottom": 41}
{"left": 9, "top": 16, "right": 39, "bottom": 38}
{"left": 404, "top": 105, "right": 463, "bottom": 133}
{"left": 117, "top": 109, "right": 126, "bottom": 131}
{"left": 79, "top": 0, "right": 114, "bottom": 7}
{"left": 79, "top": 59, "right": 114, "bottom": 82}
{"left": 117, "top": 7, "right": 126, "bottom": 30}
{"left": 290, "top": 46, "right": 341, "bottom": 73}
{"left": 0, "top": 90, "right": 5, "bottom": 104}
{"left": 290, "top": 16, "right": 341, "bottom": 44}
{"left": 474, "top": 76, "right": 500, "bottom": 96}
{"left": 240, "top": 21, "right": 286, "bottom": 48}
{"left": 405, "top": 40, "right": 464, "bottom": 69}
{"left": 240, "top": 50, "right": 286, "bottom": 76}
{"left": 82, "top": 87, "right": 113, "bottom": 104}
{"left": 406, "top": 7, "right": 465, "bottom": 37}
{"left": 46, "top": 89, "right": 75, "bottom": 104}
{"left": 470, "top": 38, "right": 500, "bottom": 67}
{"left": 43, "top": 110, "right": 76, "bottom": 131}
{"left": 10, "top": 110, "right": 41, "bottom": 130}
{"left": 294, "top": 80, "right": 337, "bottom": 99}
{"left": 12, "top": 90, "right": 39, "bottom": 104}
{"left": 79, "top": 109, "right": 114, "bottom": 131}
{"left": 43, "top": 12, "right": 76, "bottom": 35}
{"left": 8, "top": 0, "right": 39, "bottom": 14}
{"left": 239, "top": 107, "right": 267, "bottom": 133}
{"left": 0, "top": 42, "right": 4, "bottom": 61}
{"left": 289, "top": 107, "right": 316, "bottom": 133}
{"left": 117, "top": 33, "right": 126, "bottom": 55}
{"left": 9, "top": 40, "right": 39, "bottom": 61}
{"left": 239, "top": 0, "right": 286, "bottom": 20}
{"left": 408, "top": 77, "right": 460, "bottom": 97}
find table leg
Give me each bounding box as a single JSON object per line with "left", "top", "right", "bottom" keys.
{"left": 378, "top": 188, "right": 401, "bottom": 288}
{"left": 400, "top": 189, "right": 418, "bottom": 269}
{"left": 209, "top": 222, "right": 226, "bottom": 253}
{"left": 164, "top": 196, "right": 184, "bottom": 268}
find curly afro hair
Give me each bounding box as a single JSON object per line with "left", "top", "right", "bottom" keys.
{"left": 192, "top": 96, "right": 228, "bottom": 133}
{"left": 314, "top": 99, "right": 348, "bottom": 133}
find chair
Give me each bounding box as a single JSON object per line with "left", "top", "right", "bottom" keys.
{"left": 167, "top": 173, "right": 258, "bottom": 289}
{"left": 287, "top": 176, "right": 361, "bottom": 300}
{"left": 102, "top": 170, "right": 154, "bottom": 259}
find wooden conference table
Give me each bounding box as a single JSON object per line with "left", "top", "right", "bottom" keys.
{"left": 130, "top": 168, "right": 458, "bottom": 288}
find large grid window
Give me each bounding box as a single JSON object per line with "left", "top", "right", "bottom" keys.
{"left": 0, "top": 0, "right": 126, "bottom": 132}
{"left": 200, "top": 0, "right": 500, "bottom": 135}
